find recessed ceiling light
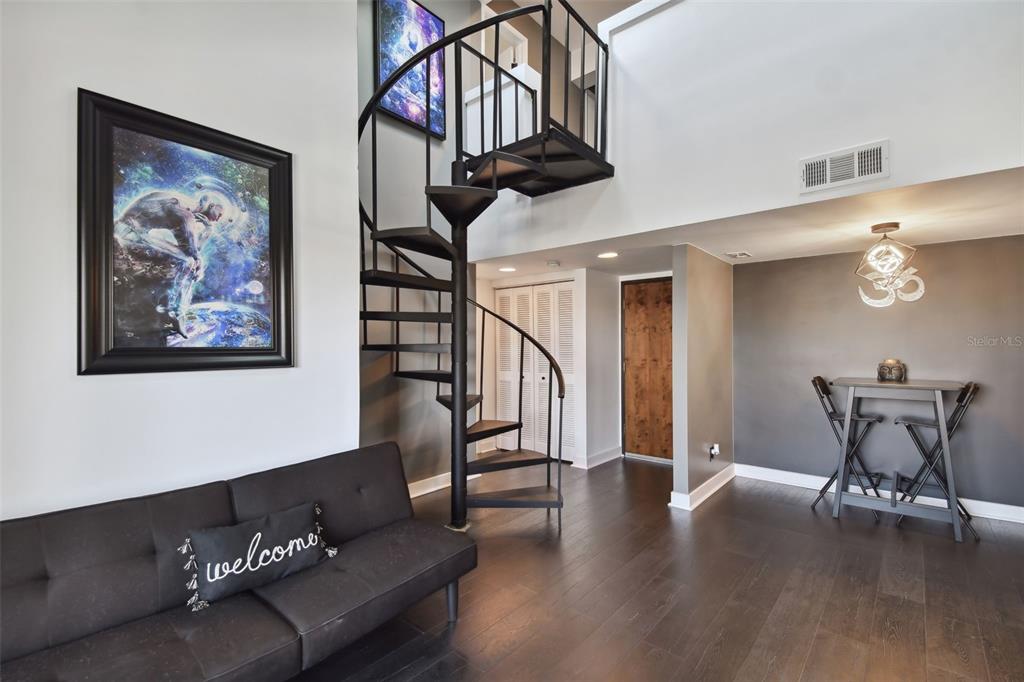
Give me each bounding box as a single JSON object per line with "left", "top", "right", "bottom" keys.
{"left": 498, "top": 266, "right": 517, "bottom": 273}
{"left": 597, "top": 252, "right": 618, "bottom": 259}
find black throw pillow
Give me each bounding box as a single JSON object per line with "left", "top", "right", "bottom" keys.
{"left": 178, "top": 502, "right": 337, "bottom": 611}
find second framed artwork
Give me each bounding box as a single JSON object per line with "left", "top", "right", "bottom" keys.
{"left": 78, "top": 89, "right": 293, "bottom": 374}
{"left": 374, "top": 0, "right": 446, "bottom": 139}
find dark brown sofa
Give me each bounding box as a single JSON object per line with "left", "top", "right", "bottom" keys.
{"left": 0, "top": 442, "right": 476, "bottom": 681}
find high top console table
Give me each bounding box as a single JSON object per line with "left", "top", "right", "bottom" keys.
{"left": 830, "top": 377, "right": 966, "bottom": 542}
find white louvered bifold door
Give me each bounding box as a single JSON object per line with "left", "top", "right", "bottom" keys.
{"left": 494, "top": 283, "right": 576, "bottom": 458}
{"left": 495, "top": 289, "right": 517, "bottom": 451}
{"left": 496, "top": 286, "right": 533, "bottom": 451}
{"left": 532, "top": 285, "right": 555, "bottom": 456}
{"left": 552, "top": 282, "right": 577, "bottom": 461}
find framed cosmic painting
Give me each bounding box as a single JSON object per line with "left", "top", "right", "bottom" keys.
{"left": 78, "top": 90, "right": 293, "bottom": 374}
{"left": 375, "top": 0, "right": 446, "bottom": 139}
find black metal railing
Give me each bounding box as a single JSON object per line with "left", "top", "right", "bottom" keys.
{"left": 551, "top": 0, "right": 610, "bottom": 156}
{"left": 469, "top": 298, "right": 565, "bottom": 492}
{"left": 448, "top": 0, "right": 610, "bottom": 168}
{"left": 358, "top": 5, "right": 547, "bottom": 264}
{"left": 455, "top": 41, "right": 539, "bottom": 160}
{"left": 357, "top": 0, "right": 602, "bottom": 527}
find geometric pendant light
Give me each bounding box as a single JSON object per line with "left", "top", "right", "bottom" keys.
{"left": 857, "top": 222, "right": 925, "bottom": 307}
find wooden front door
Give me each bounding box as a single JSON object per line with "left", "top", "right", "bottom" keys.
{"left": 622, "top": 279, "right": 672, "bottom": 459}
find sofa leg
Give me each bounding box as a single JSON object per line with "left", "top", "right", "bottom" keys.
{"left": 446, "top": 581, "right": 459, "bottom": 623}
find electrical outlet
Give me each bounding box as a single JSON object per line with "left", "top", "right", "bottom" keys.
{"left": 709, "top": 443, "right": 720, "bottom": 460}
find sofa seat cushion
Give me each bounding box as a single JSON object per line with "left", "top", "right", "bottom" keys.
{"left": 0, "top": 593, "right": 300, "bottom": 682}
{"left": 254, "top": 518, "right": 477, "bottom": 669}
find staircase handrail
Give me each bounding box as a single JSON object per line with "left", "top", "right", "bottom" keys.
{"left": 358, "top": 5, "right": 546, "bottom": 139}
{"left": 467, "top": 297, "right": 565, "bottom": 399}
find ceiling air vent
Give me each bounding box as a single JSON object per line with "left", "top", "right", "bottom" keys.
{"left": 800, "top": 140, "right": 889, "bottom": 193}
{"left": 725, "top": 251, "right": 752, "bottom": 259}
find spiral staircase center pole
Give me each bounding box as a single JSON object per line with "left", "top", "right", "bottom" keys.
{"left": 449, "top": 219, "right": 469, "bottom": 531}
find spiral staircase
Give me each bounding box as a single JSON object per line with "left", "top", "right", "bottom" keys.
{"left": 359, "top": 1, "right": 613, "bottom": 531}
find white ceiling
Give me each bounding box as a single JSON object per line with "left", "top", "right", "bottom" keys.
{"left": 474, "top": 167, "right": 1024, "bottom": 280}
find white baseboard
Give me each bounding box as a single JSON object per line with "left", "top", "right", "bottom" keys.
{"left": 733, "top": 463, "right": 1024, "bottom": 525}
{"left": 408, "top": 472, "right": 481, "bottom": 499}
{"left": 573, "top": 446, "right": 622, "bottom": 470}
{"left": 732, "top": 463, "right": 828, "bottom": 491}
{"left": 668, "top": 462, "right": 736, "bottom": 511}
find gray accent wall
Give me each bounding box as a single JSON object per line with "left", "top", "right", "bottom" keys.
{"left": 585, "top": 269, "right": 621, "bottom": 464}
{"left": 673, "top": 245, "right": 734, "bottom": 495}
{"left": 734, "top": 235, "right": 1024, "bottom": 506}
{"left": 357, "top": 0, "right": 481, "bottom": 484}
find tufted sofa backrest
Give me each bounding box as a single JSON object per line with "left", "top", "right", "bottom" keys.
{"left": 0, "top": 482, "right": 233, "bottom": 662}
{"left": 229, "top": 442, "right": 413, "bottom": 544}
{"left": 0, "top": 442, "right": 414, "bottom": 663}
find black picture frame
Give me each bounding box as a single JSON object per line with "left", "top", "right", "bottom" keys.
{"left": 78, "top": 89, "right": 293, "bottom": 375}
{"left": 373, "top": 0, "right": 446, "bottom": 141}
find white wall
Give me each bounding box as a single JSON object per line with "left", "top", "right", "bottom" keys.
{"left": 0, "top": 1, "right": 361, "bottom": 519}
{"left": 468, "top": 0, "right": 1024, "bottom": 262}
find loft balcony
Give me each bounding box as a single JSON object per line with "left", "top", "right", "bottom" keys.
{"left": 452, "top": 1, "right": 614, "bottom": 197}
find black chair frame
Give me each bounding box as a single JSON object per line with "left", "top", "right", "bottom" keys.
{"left": 809, "top": 376, "right": 884, "bottom": 520}
{"left": 895, "top": 382, "right": 979, "bottom": 540}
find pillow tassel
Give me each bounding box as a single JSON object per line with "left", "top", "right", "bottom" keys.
{"left": 186, "top": 591, "right": 209, "bottom": 611}
{"left": 177, "top": 538, "right": 193, "bottom": 555}
{"left": 314, "top": 503, "right": 338, "bottom": 558}
{"left": 186, "top": 574, "right": 198, "bottom": 591}
{"left": 183, "top": 555, "right": 197, "bottom": 571}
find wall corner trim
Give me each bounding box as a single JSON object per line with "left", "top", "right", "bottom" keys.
{"left": 668, "top": 462, "right": 736, "bottom": 511}
{"left": 733, "top": 463, "right": 1024, "bottom": 525}
{"left": 408, "top": 472, "right": 481, "bottom": 499}
{"left": 574, "top": 446, "right": 622, "bottom": 470}
{"left": 598, "top": 0, "right": 680, "bottom": 43}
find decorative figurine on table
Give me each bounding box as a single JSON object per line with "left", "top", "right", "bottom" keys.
{"left": 877, "top": 358, "right": 907, "bottom": 383}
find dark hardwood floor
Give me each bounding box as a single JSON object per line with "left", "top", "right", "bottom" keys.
{"left": 297, "top": 458, "right": 1024, "bottom": 681}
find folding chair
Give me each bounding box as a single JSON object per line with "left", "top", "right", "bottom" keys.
{"left": 809, "top": 376, "right": 884, "bottom": 519}
{"left": 894, "top": 382, "right": 979, "bottom": 540}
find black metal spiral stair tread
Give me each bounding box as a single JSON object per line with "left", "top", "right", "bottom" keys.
{"left": 393, "top": 370, "right": 453, "bottom": 383}
{"left": 467, "top": 485, "right": 563, "bottom": 509}
{"left": 355, "top": 6, "right": 618, "bottom": 529}
{"left": 362, "top": 343, "right": 451, "bottom": 353}
{"left": 461, "top": 127, "right": 614, "bottom": 198}
{"left": 361, "top": 270, "right": 452, "bottom": 292}
{"left": 467, "top": 151, "right": 545, "bottom": 191}
{"left": 467, "top": 448, "right": 550, "bottom": 475}
{"left": 436, "top": 394, "right": 482, "bottom": 411}
{"left": 371, "top": 226, "right": 455, "bottom": 261}
{"left": 426, "top": 185, "right": 497, "bottom": 226}
{"left": 361, "top": 311, "right": 452, "bottom": 323}
{"left": 466, "top": 420, "right": 521, "bottom": 444}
